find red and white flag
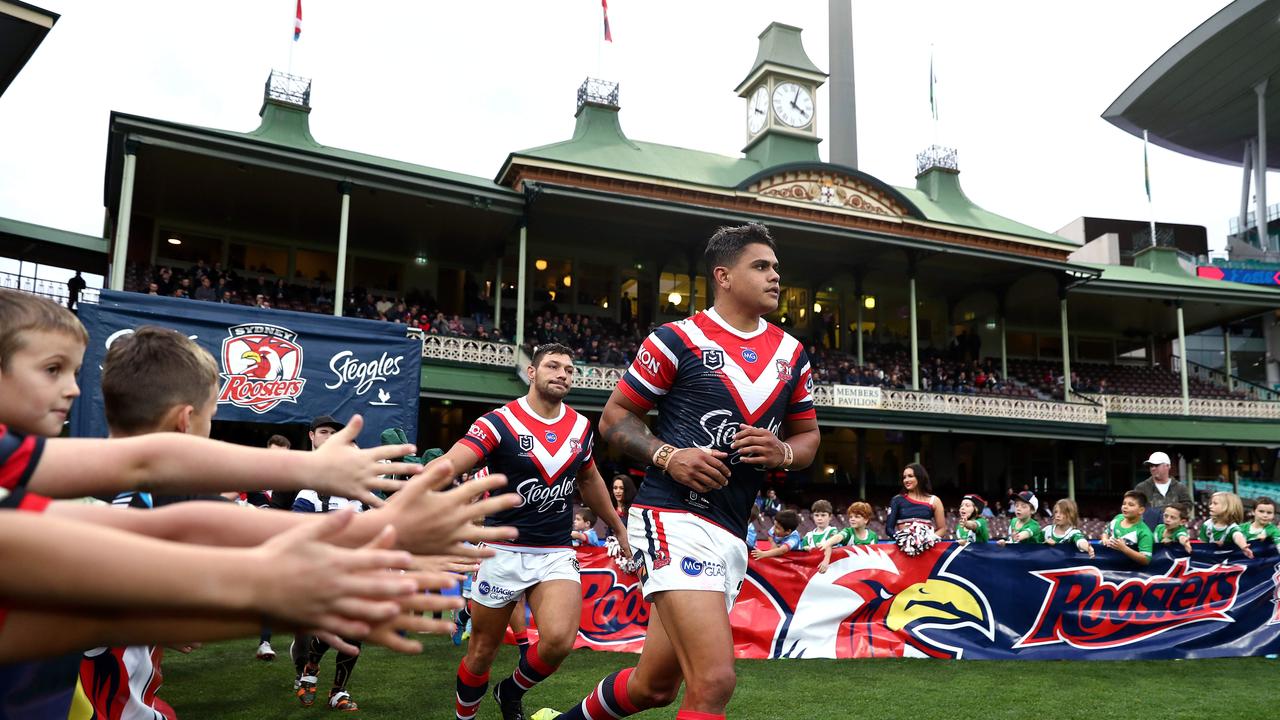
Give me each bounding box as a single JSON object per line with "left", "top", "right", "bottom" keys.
{"left": 293, "top": 0, "right": 302, "bottom": 41}
{"left": 602, "top": 0, "right": 612, "bottom": 42}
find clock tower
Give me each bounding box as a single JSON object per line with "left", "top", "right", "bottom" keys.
{"left": 735, "top": 22, "right": 827, "bottom": 168}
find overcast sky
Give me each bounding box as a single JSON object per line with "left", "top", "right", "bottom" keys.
{"left": 0, "top": 0, "right": 1274, "bottom": 256}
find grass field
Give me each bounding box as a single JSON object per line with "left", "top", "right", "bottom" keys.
{"left": 160, "top": 637, "right": 1275, "bottom": 719}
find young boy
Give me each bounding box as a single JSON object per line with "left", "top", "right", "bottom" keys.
{"left": 571, "top": 509, "right": 605, "bottom": 547}
{"left": 1241, "top": 497, "right": 1280, "bottom": 545}
{"left": 1101, "top": 490, "right": 1154, "bottom": 566}
{"left": 998, "top": 491, "right": 1042, "bottom": 545}
{"left": 752, "top": 509, "right": 802, "bottom": 560}
{"left": 1154, "top": 504, "right": 1194, "bottom": 553}
{"left": 800, "top": 500, "right": 840, "bottom": 549}
{"left": 816, "top": 502, "right": 877, "bottom": 573}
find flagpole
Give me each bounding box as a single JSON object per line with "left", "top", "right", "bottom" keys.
{"left": 929, "top": 45, "right": 938, "bottom": 146}
{"left": 1144, "top": 129, "right": 1157, "bottom": 247}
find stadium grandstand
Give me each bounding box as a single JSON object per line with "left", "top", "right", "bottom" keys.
{"left": 5, "top": 10, "right": 1280, "bottom": 526}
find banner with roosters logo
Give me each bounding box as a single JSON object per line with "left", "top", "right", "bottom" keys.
{"left": 72, "top": 290, "right": 420, "bottom": 448}
{"left": 573, "top": 541, "right": 1280, "bottom": 660}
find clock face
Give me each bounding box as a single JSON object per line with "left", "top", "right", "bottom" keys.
{"left": 772, "top": 82, "right": 814, "bottom": 128}
{"left": 748, "top": 86, "right": 769, "bottom": 134}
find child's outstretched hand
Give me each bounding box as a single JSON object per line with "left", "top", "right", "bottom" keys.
{"left": 310, "top": 416, "right": 425, "bottom": 507}
{"left": 817, "top": 559, "right": 830, "bottom": 574}
{"left": 1242, "top": 545, "right": 1255, "bottom": 559}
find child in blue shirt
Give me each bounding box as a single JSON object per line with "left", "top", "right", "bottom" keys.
{"left": 571, "top": 509, "right": 604, "bottom": 547}
{"left": 752, "top": 509, "right": 801, "bottom": 560}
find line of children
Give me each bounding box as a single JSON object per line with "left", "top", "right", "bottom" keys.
{"left": 1154, "top": 504, "right": 1194, "bottom": 553}
{"left": 1041, "top": 499, "right": 1094, "bottom": 558}
{"left": 998, "top": 491, "right": 1043, "bottom": 546}
{"left": 1240, "top": 497, "right": 1280, "bottom": 545}
{"left": 816, "top": 502, "right": 877, "bottom": 573}
{"left": 800, "top": 500, "right": 840, "bottom": 549}
{"left": 1200, "top": 491, "right": 1254, "bottom": 559}
{"left": 752, "top": 509, "right": 802, "bottom": 560}
{"left": 954, "top": 494, "right": 989, "bottom": 546}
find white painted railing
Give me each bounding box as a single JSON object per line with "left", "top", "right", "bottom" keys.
{"left": 420, "top": 335, "right": 517, "bottom": 367}
{"left": 814, "top": 384, "right": 1108, "bottom": 424}
{"left": 1081, "top": 393, "right": 1280, "bottom": 420}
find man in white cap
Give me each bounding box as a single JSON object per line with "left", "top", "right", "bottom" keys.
{"left": 1133, "top": 450, "right": 1192, "bottom": 527}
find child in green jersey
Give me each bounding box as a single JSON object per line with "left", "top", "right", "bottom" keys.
{"left": 816, "top": 502, "right": 877, "bottom": 573}
{"left": 1102, "top": 490, "right": 1154, "bottom": 566}
{"left": 1043, "top": 498, "right": 1094, "bottom": 558}
{"left": 998, "top": 491, "right": 1041, "bottom": 546}
{"left": 1200, "top": 491, "right": 1253, "bottom": 559}
{"left": 1154, "top": 504, "right": 1193, "bottom": 553}
{"left": 801, "top": 500, "right": 841, "bottom": 549}
{"left": 1241, "top": 497, "right": 1280, "bottom": 545}
{"left": 954, "top": 494, "right": 989, "bottom": 546}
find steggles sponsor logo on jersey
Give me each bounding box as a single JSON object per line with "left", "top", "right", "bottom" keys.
{"left": 699, "top": 410, "right": 782, "bottom": 465}
{"left": 325, "top": 350, "right": 403, "bottom": 396}
{"left": 578, "top": 567, "right": 649, "bottom": 645}
{"left": 1016, "top": 558, "right": 1244, "bottom": 649}
{"left": 515, "top": 477, "right": 577, "bottom": 512}
{"left": 218, "top": 324, "right": 306, "bottom": 414}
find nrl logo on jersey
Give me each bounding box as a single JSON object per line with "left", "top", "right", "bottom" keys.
{"left": 702, "top": 349, "right": 724, "bottom": 370}
{"left": 218, "top": 324, "right": 306, "bottom": 414}
{"left": 518, "top": 434, "right": 535, "bottom": 453}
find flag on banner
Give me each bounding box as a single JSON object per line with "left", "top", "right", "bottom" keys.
{"left": 1143, "top": 129, "right": 1152, "bottom": 202}
{"left": 602, "top": 0, "right": 612, "bottom": 42}
{"left": 929, "top": 48, "right": 938, "bottom": 121}
{"left": 294, "top": 0, "right": 302, "bottom": 41}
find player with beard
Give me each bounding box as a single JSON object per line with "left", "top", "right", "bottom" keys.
{"left": 434, "top": 343, "right": 630, "bottom": 720}
{"left": 540, "top": 223, "right": 820, "bottom": 720}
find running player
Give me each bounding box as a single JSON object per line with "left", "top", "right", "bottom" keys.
{"left": 435, "top": 343, "right": 630, "bottom": 720}
{"left": 546, "top": 223, "right": 820, "bottom": 719}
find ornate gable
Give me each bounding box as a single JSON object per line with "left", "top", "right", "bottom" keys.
{"left": 743, "top": 166, "right": 918, "bottom": 219}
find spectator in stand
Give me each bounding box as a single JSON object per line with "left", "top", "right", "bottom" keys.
{"left": 610, "top": 474, "right": 635, "bottom": 526}
{"left": 1154, "top": 504, "right": 1194, "bottom": 553}
{"left": 884, "top": 463, "right": 946, "bottom": 555}
{"left": 194, "top": 275, "right": 217, "bottom": 302}
{"left": 1133, "top": 451, "right": 1192, "bottom": 527}
{"left": 67, "top": 271, "right": 86, "bottom": 310}
{"left": 800, "top": 500, "right": 839, "bottom": 549}
{"left": 1241, "top": 497, "right": 1280, "bottom": 545}
{"left": 759, "top": 488, "right": 783, "bottom": 518}
{"left": 752, "top": 509, "right": 801, "bottom": 560}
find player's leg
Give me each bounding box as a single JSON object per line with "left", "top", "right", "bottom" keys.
{"left": 327, "top": 639, "right": 361, "bottom": 712}
{"left": 551, "top": 597, "right": 684, "bottom": 719}
{"left": 509, "top": 595, "right": 531, "bottom": 660}
{"left": 456, "top": 600, "right": 517, "bottom": 720}
{"left": 494, "top": 579, "right": 578, "bottom": 707}
{"left": 295, "top": 634, "right": 330, "bottom": 707}
{"left": 648, "top": 589, "right": 736, "bottom": 715}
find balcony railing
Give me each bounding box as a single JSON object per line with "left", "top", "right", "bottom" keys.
{"left": 1, "top": 272, "right": 100, "bottom": 308}
{"left": 420, "top": 335, "right": 516, "bottom": 368}
{"left": 813, "top": 384, "right": 1108, "bottom": 425}
{"left": 1080, "top": 393, "right": 1280, "bottom": 420}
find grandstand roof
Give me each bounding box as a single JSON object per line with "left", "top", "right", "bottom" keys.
{"left": 499, "top": 104, "right": 1074, "bottom": 249}
{"left": 1108, "top": 416, "right": 1279, "bottom": 447}
{"left": 0, "top": 215, "right": 107, "bottom": 273}
{"left": 1102, "top": 0, "right": 1280, "bottom": 168}
{"left": 0, "top": 0, "right": 56, "bottom": 99}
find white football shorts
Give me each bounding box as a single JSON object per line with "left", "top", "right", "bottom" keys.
{"left": 628, "top": 506, "right": 748, "bottom": 612}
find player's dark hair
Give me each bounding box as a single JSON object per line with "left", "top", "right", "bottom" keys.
{"left": 811, "top": 499, "right": 833, "bottom": 515}
{"left": 704, "top": 223, "right": 776, "bottom": 281}
{"left": 1124, "top": 490, "right": 1148, "bottom": 508}
{"left": 775, "top": 509, "right": 800, "bottom": 532}
{"left": 267, "top": 434, "right": 291, "bottom": 448}
{"left": 531, "top": 342, "right": 575, "bottom": 369}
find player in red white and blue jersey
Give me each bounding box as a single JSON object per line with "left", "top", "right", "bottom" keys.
{"left": 546, "top": 223, "right": 820, "bottom": 720}
{"left": 435, "top": 343, "right": 630, "bottom": 720}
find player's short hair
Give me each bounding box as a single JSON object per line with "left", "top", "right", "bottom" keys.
{"left": 1163, "top": 503, "right": 1187, "bottom": 520}
{"left": 576, "top": 508, "right": 596, "bottom": 525}
{"left": 811, "top": 499, "right": 833, "bottom": 515}
{"left": 267, "top": 434, "right": 291, "bottom": 448}
{"left": 1254, "top": 496, "right": 1275, "bottom": 512}
{"left": 1123, "top": 490, "right": 1148, "bottom": 508}
{"left": 774, "top": 508, "right": 800, "bottom": 532}
{"left": 103, "top": 326, "right": 219, "bottom": 435}
{"left": 1212, "top": 491, "right": 1244, "bottom": 525}
{"left": 704, "top": 223, "right": 776, "bottom": 281}
{"left": 531, "top": 342, "right": 575, "bottom": 369}
{"left": 0, "top": 289, "right": 89, "bottom": 369}
{"left": 1053, "top": 498, "right": 1080, "bottom": 528}
{"left": 846, "top": 501, "right": 872, "bottom": 520}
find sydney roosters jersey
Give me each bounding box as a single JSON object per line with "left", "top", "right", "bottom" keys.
{"left": 455, "top": 397, "right": 595, "bottom": 549}
{"left": 618, "top": 309, "right": 815, "bottom": 534}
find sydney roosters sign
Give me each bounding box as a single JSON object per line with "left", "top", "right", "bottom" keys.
{"left": 218, "top": 323, "right": 307, "bottom": 414}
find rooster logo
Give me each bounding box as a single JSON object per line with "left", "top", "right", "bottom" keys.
{"left": 732, "top": 543, "right": 993, "bottom": 659}
{"left": 218, "top": 324, "right": 306, "bottom": 414}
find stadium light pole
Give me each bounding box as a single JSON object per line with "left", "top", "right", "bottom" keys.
{"left": 334, "top": 181, "right": 351, "bottom": 317}
{"left": 109, "top": 140, "right": 139, "bottom": 291}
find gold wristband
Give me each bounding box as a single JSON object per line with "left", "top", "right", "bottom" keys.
{"left": 652, "top": 444, "right": 677, "bottom": 470}
{"left": 779, "top": 442, "right": 794, "bottom": 469}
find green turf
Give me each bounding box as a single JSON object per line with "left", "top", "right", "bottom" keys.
{"left": 162, "top": 638, "right": 1274, "bottom": 719}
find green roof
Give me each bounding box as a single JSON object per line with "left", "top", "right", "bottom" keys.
{"left": 420, "top": 364, "right": 525, "bottom": 402}
{"left": 1108, "top": 416, "right": 1279, "bottom": 446}
{"left": 506, "top": 105, "right": 1074, "bottom": 247}
{"left": 0, "top": 215, "right": 106, "bottom": 254}
{"left": 735, "top": 22, "right": 826, "bottom": 93}
{"left": 1074, "top": 258, "right": 1280, "bottom": 303}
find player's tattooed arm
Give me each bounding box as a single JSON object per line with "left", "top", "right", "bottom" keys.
{"left": 600, "top": 388, "right": 664, "bottom": 464}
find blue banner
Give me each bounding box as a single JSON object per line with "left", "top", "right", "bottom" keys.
{"left": 72, "top": 291, "right": 421, "bottom": 448}
{"left": 728, "top": 542, "right": 1280, "bottom": 660}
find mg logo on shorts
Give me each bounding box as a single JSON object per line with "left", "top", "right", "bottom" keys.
{"left": 702, "top": 349, "right": 724, "bottom": 370}
{"left": 477, "top": 581, "right": 491, "bottom": 596}
{"left": 681, "top": 557, "right": 705, "bottom": 576}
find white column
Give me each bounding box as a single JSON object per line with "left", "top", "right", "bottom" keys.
{"left": 1067, "top": 457, "right": 1075, "bottom": 502}
{"left": 514, "top": 221, "right": 528, "bottom": 363}
{"left": 1060, "top": 294, "right": 1072, "bottom": 398}
{"left": 1223, "top": 326, "right": 1234, "bottom": 393}
{"left": 1256, "top": 79, "right": 1270, "bottom": 251}
{"left": 855, "top": 295, "right": 864, "bottom": 366}
{"left": 333, "top": 182, "right": 351, "bottom": 317}
{"left": 109, "top": 142, "right": 138, "bottom": 291}
{"left": 494, "top": 258, "right": 503, "bottom": 334}
{"left": 1177, "top": 301, "right": 1189, "bottom": 415}
{"left": 1000, "top": 315, "right": 1008, "bottom": 382}
{"left": 1240, "top": 140, "right": 1254, "bottom": 238}
{"left": 909, "top": 274, "right": 919, "bottom": 391}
